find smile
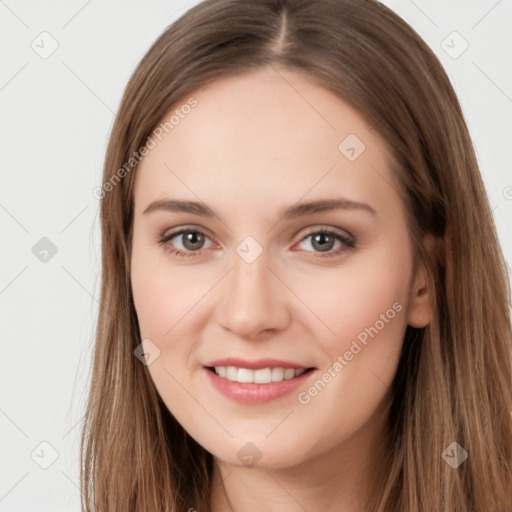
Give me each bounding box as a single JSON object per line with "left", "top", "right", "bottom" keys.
{"left": 204, "top": 365, "right": 316, "bottom": 404}
{"left": 210, "top": 366, "right": 309, "bottom": 383}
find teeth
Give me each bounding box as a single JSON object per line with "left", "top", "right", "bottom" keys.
{"left": 271, "top": 367, "right": 284, "bottom": 381}
{"left": 213, "top": 366, "right": 307, "bottom": 383}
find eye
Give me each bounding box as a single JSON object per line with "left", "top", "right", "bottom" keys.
{"left": 158, "top": 228, "right": 214, "bottom": 258}
{"left": 295, "top": 226, "right": 355, "bottom": 258}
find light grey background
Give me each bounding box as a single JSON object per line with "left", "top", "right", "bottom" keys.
{"left": 1, "top": 1, "right": 511, "bottom": 510}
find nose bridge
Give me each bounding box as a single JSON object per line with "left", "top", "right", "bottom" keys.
{"left": 230, "top": 248, "right": 271, "bottom": 298}
{"left": 216, "top": 244, "right": 289, "bottom": 337}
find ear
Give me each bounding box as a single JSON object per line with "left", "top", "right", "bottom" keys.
{"left": 407, "top": 236, "right": 435, "bottom": 328}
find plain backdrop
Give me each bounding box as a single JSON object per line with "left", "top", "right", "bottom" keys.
{"left": 1, "top": 1, "right": 511, "bottom": 510}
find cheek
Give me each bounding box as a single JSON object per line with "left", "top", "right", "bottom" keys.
{"left": 130, "top": 239, "right": 208, "bottom": 340}
{"left": 286, "top": 247, "right": 411, "bottom": 421}
{"left": 130, "top": 244, "right": 208, "bottom": 414}
{"left": 290, "top": 249, "right": 412, "bottom": 354}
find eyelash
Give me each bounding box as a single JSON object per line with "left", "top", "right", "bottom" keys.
{"left": 157, "top": 226, "right": 356, "bottom": 260}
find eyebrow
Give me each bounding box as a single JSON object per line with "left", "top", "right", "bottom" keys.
{"left": 142, "top": 197, "right": 377, "bottom": 218}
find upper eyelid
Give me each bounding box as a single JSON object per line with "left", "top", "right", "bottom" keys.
{"left": 161, "top": 225, "right": 217, "bottom": 245}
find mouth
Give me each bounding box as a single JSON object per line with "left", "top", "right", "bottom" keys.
{"left": 205, "top": 365, "right": 315, "bottom": 384}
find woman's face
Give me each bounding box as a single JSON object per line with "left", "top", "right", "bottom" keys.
{"left": 130, "top": 67, "right": 431, "bottom": 469}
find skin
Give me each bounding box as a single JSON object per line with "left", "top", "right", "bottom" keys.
{"left": 130, "top": 66, "right": 432, "bottom": 512}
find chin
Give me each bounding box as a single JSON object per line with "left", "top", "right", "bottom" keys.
{"left": 206, "top": 438, "right": 312, "bottom": 470}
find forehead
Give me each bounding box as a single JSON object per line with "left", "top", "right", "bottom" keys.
{"left": 133, "top": 66, "right": 399, "bottom": 217}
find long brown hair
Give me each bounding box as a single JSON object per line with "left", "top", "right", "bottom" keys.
{"left": 80, "top": 0, "right": 512, "bottom": 510}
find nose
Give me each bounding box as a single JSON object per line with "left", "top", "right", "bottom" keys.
{"left": 214, "top": 250, "right": 291, "bottom": 339}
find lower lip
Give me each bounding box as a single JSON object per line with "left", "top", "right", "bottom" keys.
{"left": 203, "top": 367, "right": 315, "bottom": 404}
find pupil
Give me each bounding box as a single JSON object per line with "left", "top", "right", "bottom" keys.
{"left": 184, "top": 231, "right": 203, "bottom": 250}
{"left": 313, "top": 233, "right": 333, "bottom": 252}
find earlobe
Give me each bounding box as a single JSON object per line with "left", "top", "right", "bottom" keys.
{"left": 407, "top": 266, "right": 432, "bottom": 328}
{"left": 407, "top": 234, "right": 439, "bottom": 328}
{"left": 406, "top": 236, "right": 436, "bottom": 329}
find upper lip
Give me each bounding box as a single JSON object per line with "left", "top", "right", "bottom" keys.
{"left": 204, "top": 357, "right": 314, "bottom": 370}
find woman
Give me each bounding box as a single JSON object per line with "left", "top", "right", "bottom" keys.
{"left": 81, "top": 0, "right": 512, "bottom": 510}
